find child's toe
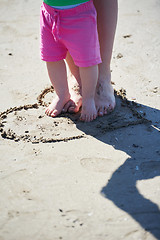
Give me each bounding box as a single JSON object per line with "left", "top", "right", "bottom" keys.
{"left": 51, "top": 110, "right": 58, "bottom": 117}
{"left": 80, "top": 114, "right": 85, "bottom": 122}
{"left": 93, "top": 114, "right": 97, "bottom": 120}
{"left": 45, "top": 108, "right": 50, "bottom": 115}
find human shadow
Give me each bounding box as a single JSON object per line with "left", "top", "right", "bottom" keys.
{"left": 2, "top": 86, "right": 159, "bottom": 238}
{"left": 72, "top": 94, "right": 160, "bottom": 239}
{"left": 36, "top": 87, "right": 160, "bottom": 238}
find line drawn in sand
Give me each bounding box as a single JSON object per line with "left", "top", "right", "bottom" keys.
{"left": 0, "top": 87, "right": 150, "bottom": 144}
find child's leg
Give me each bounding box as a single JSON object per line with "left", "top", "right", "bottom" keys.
{"left": 45, "top": 60, "right": 70, "bottom": 117}
{"left": 62, "top": 52, "right": 82, "bottom": 113}
{"left": 79, "top": 65, "right": 98, "bottom": 122}
{"left": 64, "top": 0, "right": 118, "bottom": 115}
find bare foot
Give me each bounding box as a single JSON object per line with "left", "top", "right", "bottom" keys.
{"left": 45, "top": 93, "right": 70, "bottom": 117}
{"left": 63, "top": 88, "right": 82, "bottom": 113}
{"left": 63, "top": 75, "right": 82, "bottom": 113}
{"left": 95, "top": 73, "right": 116, "bottom": 116}
{"left": 80, "top": 98, "right": 97, "bottom": 122}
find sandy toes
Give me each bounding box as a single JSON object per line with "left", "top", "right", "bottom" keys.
{"left": 95, "top": 76, "right": 116, "bottom": 116}
{"left": 80, "top": 98, "right": 97, "bottom": 122}
{"left": 45, "top": 94, "right": 70, "bottom": 117}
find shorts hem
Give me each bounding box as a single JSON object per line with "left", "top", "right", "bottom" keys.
{"left": 74, "top": 58, "right": 102, "bottom": 67}
{"left": 41, "top": 55, "right": 66, "bottom": 62}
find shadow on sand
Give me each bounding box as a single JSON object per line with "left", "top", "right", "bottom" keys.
{"left": 57, "top": 87, "right": 160, "bottom": 239}
{"left": 0, "top": 87, "right": 160, "bottom": 238}
{"left": 75, "top": 94, "right": 160, "bottom": 239}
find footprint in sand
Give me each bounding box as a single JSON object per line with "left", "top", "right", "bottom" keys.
{"left": 58, "top": 209, "right": 85, "bottom": 228}
{"left": 80, "top": 157, "right": 117, "bottom": 173}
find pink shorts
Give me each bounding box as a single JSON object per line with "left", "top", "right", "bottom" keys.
{"left": 40, "top": 0, "right": 102, "bottom": 67}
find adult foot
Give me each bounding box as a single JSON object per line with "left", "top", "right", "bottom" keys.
{"left": 45, "top": 93, "right": 70, "bottom": 117}
{"left": 80, "top": 98, "right": 97, "bottom": 122}
{"left": 95, "top": 73, "right": 116, "bottom": 116}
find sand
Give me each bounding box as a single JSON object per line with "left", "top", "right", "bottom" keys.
{"left": 0, "top": 0, "right": 160, "bottom": 239}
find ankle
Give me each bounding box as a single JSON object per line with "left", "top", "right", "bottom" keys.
{"left": 98, "top": 72, "right": 112, "bottom": 85}
{"left": 98, "top": 66, "right": 111, "bottom": 82}
{"left": 56, "top": 91, "right": 70, "bottom": 100}
{"left": 82, "top": 95, "right": 95, "bottom": 103}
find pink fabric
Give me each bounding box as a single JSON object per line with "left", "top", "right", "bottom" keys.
{"left": 40, "top": 0, "right": 102, "bottom": 67}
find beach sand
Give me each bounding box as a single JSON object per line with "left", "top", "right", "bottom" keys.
{"left": 0, "top": 0, "right": 160, "bottom": 239}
